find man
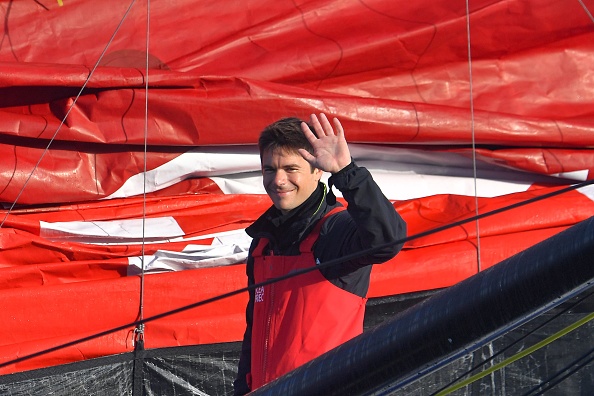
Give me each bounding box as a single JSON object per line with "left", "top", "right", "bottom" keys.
{"left": 234, "top": 113, "right": 406, "bottom": 394}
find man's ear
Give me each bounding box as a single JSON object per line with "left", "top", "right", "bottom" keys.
{"left": 314, "top": 168, "right": 323, "bottom": 181}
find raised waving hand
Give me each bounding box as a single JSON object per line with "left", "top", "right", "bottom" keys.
{"left": 298, "top": 113, "right": 352, "bottom": 174}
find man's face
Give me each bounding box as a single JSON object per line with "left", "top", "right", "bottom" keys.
{"left": 261, "top": 148, "right": 322, "bottom": 214}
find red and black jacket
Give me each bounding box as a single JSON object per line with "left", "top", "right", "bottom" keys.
{"left": 249, "top": 207, "right": 367, "bottom": 389}
{"left": 234, "top": 162, "right": 407, "bottom": 395}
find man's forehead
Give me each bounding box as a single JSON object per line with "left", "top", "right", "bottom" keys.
{"left": 262, "top": 147, "right": 304, "bottom": 164}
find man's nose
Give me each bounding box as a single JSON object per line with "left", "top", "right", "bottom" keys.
{"left": 274, "top": 171, "right": 287, "bottom": 185}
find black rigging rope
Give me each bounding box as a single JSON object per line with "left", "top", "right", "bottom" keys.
{"left": 429, "top": 290, "right": 594, "bottom": 396}
{"left": 1, "top": 2, "right": 594, "bottom": 387}
{"left": 522, "top": 345, "right": 594, "bottom": 396}
{"left": 0, "top": 178, "right": 592, "bottom": 370}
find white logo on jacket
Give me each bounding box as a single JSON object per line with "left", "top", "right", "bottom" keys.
{"left": 255, "top": 286, "right": 264, "bottom": 303}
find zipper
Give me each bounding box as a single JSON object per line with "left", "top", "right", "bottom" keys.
{"left": 263, "top": 283, "right": 274, "bottom": 382}
{"left": 262, "top": 250, "right": 274, "bottom": 383}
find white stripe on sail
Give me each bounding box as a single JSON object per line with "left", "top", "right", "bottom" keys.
{"left": 40, "top": 217, "right": 185, "bottom": 242}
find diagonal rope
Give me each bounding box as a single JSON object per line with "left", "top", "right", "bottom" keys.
{"left": 521, "top": 345, "right": 594, "bottom": 395}
{"left": 0, "top": 178, "right": 592, "bottom": 371}
{"left": 1, "top": 0, "right": 593, "bottom": 381}
{"left": 429, "top": 1, "right": 594, "bottom": 391}
{"left": 577, "top": 0, "right": 594, "bottom": 23}
{"left": 429, "top": 290, "right": 594, "bottom": 395}
{"left": 435, "top": 312, "right": 594, "bottom": 396}
{"left": 0, "top": 0, "right": 138, "bottom": 230}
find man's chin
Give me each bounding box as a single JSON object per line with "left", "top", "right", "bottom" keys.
{"left": 274, "top": 200, "right": 295, "bottom": 214}
{"left": 277, "top": 205, "right": 292, "bottom": 213}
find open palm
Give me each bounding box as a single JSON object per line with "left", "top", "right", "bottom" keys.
{"left": 299, "top": 113, "right": 352, "bottom": 174}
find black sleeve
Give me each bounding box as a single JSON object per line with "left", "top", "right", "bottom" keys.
{"left": 233, "top": 252, "right": 255, "bottom": 395}
{"left": 318, "top": 162, "right": 407, "bottom": 270}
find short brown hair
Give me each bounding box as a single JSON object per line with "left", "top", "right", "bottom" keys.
{"left": 258, "top": 117, "right": 316, "bottom": 159}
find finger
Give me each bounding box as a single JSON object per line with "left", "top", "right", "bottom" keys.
{"left": 298, "top": 148, "right": 316, "bottom": 165}
{"left": 332, "top": 117, "right": 345, "bottom": 138}
{"left": 300, "top": 121, "right": 318, "bottom": 143}
{"left": 309, "top": 114, "right": 326, "bottom": 137}
{"left": 318, "top": 113, "right": 335, "bottom": 136}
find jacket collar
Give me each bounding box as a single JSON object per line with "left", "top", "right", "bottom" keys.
{"left": 247, "top": 183, "right": 339, "bottom": 251}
